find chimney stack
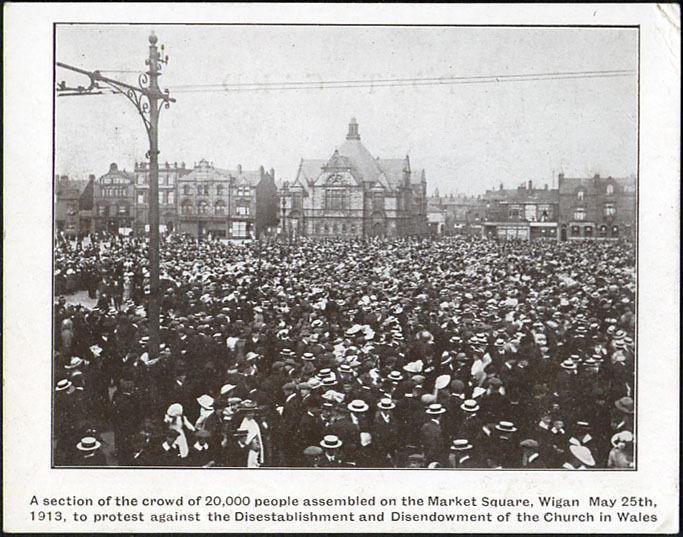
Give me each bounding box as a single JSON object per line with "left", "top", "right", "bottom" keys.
{"left": 528, "top": 180, "right": 533, "bottom": 191}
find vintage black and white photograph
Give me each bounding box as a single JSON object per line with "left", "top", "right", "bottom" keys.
{"left": 53, "top": 24, "right": 638, "bottom": 470}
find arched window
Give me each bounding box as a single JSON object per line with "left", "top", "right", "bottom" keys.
{"left": 604, "top": 203, "right": 616, "bottom": 217}
{"left": 198, "top": 200, "right": 209, "bottom": 215}
{"left": 577, "top": 190, "right": 585, "bottom": 201}
{"left": 573, "top": 207, "right": 586, "bottom": 221}
{"left": 606, "top": 184, "right": 614, "bottom": 195}
{"left": 181, "top": 199, "right": 193, "bottom": 215}
{"left": 215, "top": 199, "right": 226, "bottom": 216}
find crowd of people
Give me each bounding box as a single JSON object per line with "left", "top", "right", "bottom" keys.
{"left": 53, "top": 232, "right": 636, "bottom": 469}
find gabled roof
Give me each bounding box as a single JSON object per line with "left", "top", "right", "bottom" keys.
{"left": 296, "top": 159, "right": 327, "bottom": 185}
{"left": 377, "top": 158, "right": 408, "bottom": 190}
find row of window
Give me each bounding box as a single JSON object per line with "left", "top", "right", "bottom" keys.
{"left": 136, "top": 174, "right": 177, "bottom": 186}
{"left": 100, "top": 187, "right": 128, "bottom": 198}
{"left": 569, "top": 225, "right": 620, "bottom": 237}
{"left": 96, "top": 204, "right": 129, "bottom": 216}
{"left": 137, "top": 192, "right": 176, "bottom": 205}
{"left": 179, "top": 184, "right": 252, "bottom": 197}
{"left": 314, "top": 222, "right": 358, "bottom": 235}
{"left": 576, "top": 184, "right": 615, "bottom": 201}
{"left": 573, "top": 204, "right": 616, "bottom": 221}
{"left": 180, "top": 200, "right": 250, "bottom": 216}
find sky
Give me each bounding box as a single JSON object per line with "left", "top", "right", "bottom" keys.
{"left": 55, "top": 25, "right": 638, "bottom": 195}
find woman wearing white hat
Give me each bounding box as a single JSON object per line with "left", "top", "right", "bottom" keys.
{"left": 608, "top": 430, "right": 634, "bottom": 468}
{"left": 163, "top": 403, "right": 194, "bottom": 458}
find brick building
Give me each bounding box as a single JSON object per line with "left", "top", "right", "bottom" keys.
{"left": 481, "top": 181, "right": 559, "bottom": 240}
{"left": 93, "top": 163, "right": 136, "bottom": 234}
{"left": 55, "top": 174, "right": 94, "bottom": 238}
{"left": 133, "top": 160, "right": 190, "bottom": 234}
{"left": 176, "top": 159, "right": 277, "bottom": 239}
{"left": 279, "top": 118, "right": 428, "bottom": 239}
{"left": 427, "top": 190, "right": 482, "bottom": 235}
{"left": 558, "top": 173, "right": 636, "bottom": 240}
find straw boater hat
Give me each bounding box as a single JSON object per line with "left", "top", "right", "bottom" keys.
{"left": 197, "top": 394, "right": 214, "bottom": 410}
{"left": 426, "top": 403, "right": 446, "bottom": 415}
{"left": 460, "top": 399, "right": 480, "bottom": 412}
{"left": 55, "top": 379, "right": 73, "bottom": 392}
{"left": 450, "top": 439, "right": 473, "bottom": 451}
{"left": 302, "top": 352, "right": 316, "bottom": 362}
{"left": 348, "top": 399, "right": 369, "bottom": 413}
{"left": 495, "top": 421, "right": 518, "bottom": 433}
{"left": 77, "top": 436, "right": 101, "bottom": 451}
{"left": 377, "top": 398, "right": 395, "bottom": 410}
{"left": 387, "top": 371, "right": 403, "bottom": 382}
{"left": 320, "top": 435, "right": 342, "bottom": 449}
{"left": 561, "top": 359, "right": 577, "bottom": 370}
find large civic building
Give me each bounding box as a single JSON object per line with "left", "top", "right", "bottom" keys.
{"left": 279, "top": 118, "right": 428, "bottom": 238}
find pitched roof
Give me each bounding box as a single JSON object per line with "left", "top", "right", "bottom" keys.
{"left": 296, "top": 159, "right": 327, "bottom": 185}
{"left": 409, "top": 167, "right": 425, "bottom": 185}
{"left": 337, "top": 139, "right": 383, "bottom": 184}
{"left": 375, "top": 158, "right": 407, "bottom": 190}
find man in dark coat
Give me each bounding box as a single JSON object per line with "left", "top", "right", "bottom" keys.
{"left": 420, "top": 404, "right": 448, "bottom": 466}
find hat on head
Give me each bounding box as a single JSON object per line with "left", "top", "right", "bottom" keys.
{"left": 65, "top": 357, "right": 84, "bottom": 370}
{"left": 377, "top": 398, "right": 395, "bottom": 410}
{"left": 519, "top": 439, "right": 539, "bottom": 449}
{"left": 197, "top": 394, "right": 214, "bottom": 410}
{"left": 308, "top": 378, "right": 323, "bottom": 390}
{"left": 320, "top": 435, "right": 343, "bottom": 449}
{"left": 450, "top": 439, "right": 473, "bottom": 451}
{"left": 55, "top": 379, "right": 72, "bottom": 392}
{"left": 302, "top": 352, "right": 316, "bottom": 362}
{"left": 460, "top": 399, "right": 480, "bottom": 412}
{"left": 387, "top": 370, "right": 403, "bottom": 382}
{"left": 348, "top": 399, "right": 369, "bottom": 413}
{"left": 303, "top": 446, "right": 323, "bottom": 457}
{"left": 611, "top": 430, "right": 634, "bottom": 447}
{"left": 166, "top": 403, "right": 183, "bottom": 417}
{"left": 614, "top": 396, "right": 634, "bottom": 414}
{"left": 241, "top": 399, "right": 257, "bottom": 411}
{"left": 495, "top": 421, "right": 518, "bottom": 433}
{"left": 77, "top": 436, "right": 101, "bottom": 451}
{"left": 569, "top": 444, "right": 596, "bottom": 467}
{"left": 426, "top": 403, "right": 446, "bottom": 415}
{"left": 561, "top": 359, "right": 577, "bottom": 370}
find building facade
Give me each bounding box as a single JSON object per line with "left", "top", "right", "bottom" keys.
{"left": 427, "top": 191, "right": 482, "bottom": 235}
{"left": 176, "top": 159, "right": 277, "bottom": 239}
{"left": 481, "top": 181, "right": 560, "bottom": 241}
{"left": 93, "top": 163, "right": 136, "bottom": 234}
{"left": 558, "top": 173, "right": 636, "bottom": 241}
{"left": 133, "top": 160, "right": 190, "bottom": 234}
{"left": 280, "top": 118, "right": 428, "bottom": 239}
{"left": 55, "top": 175, "right": 94, "bottom": 238}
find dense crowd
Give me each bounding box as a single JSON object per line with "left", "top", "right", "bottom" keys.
{"left": 53, "top": 233, "right": 636, "bottom": 469}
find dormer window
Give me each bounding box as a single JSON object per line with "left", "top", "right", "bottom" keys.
{"left": 606, "top": 184, "right": 614, "bottom": 195}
